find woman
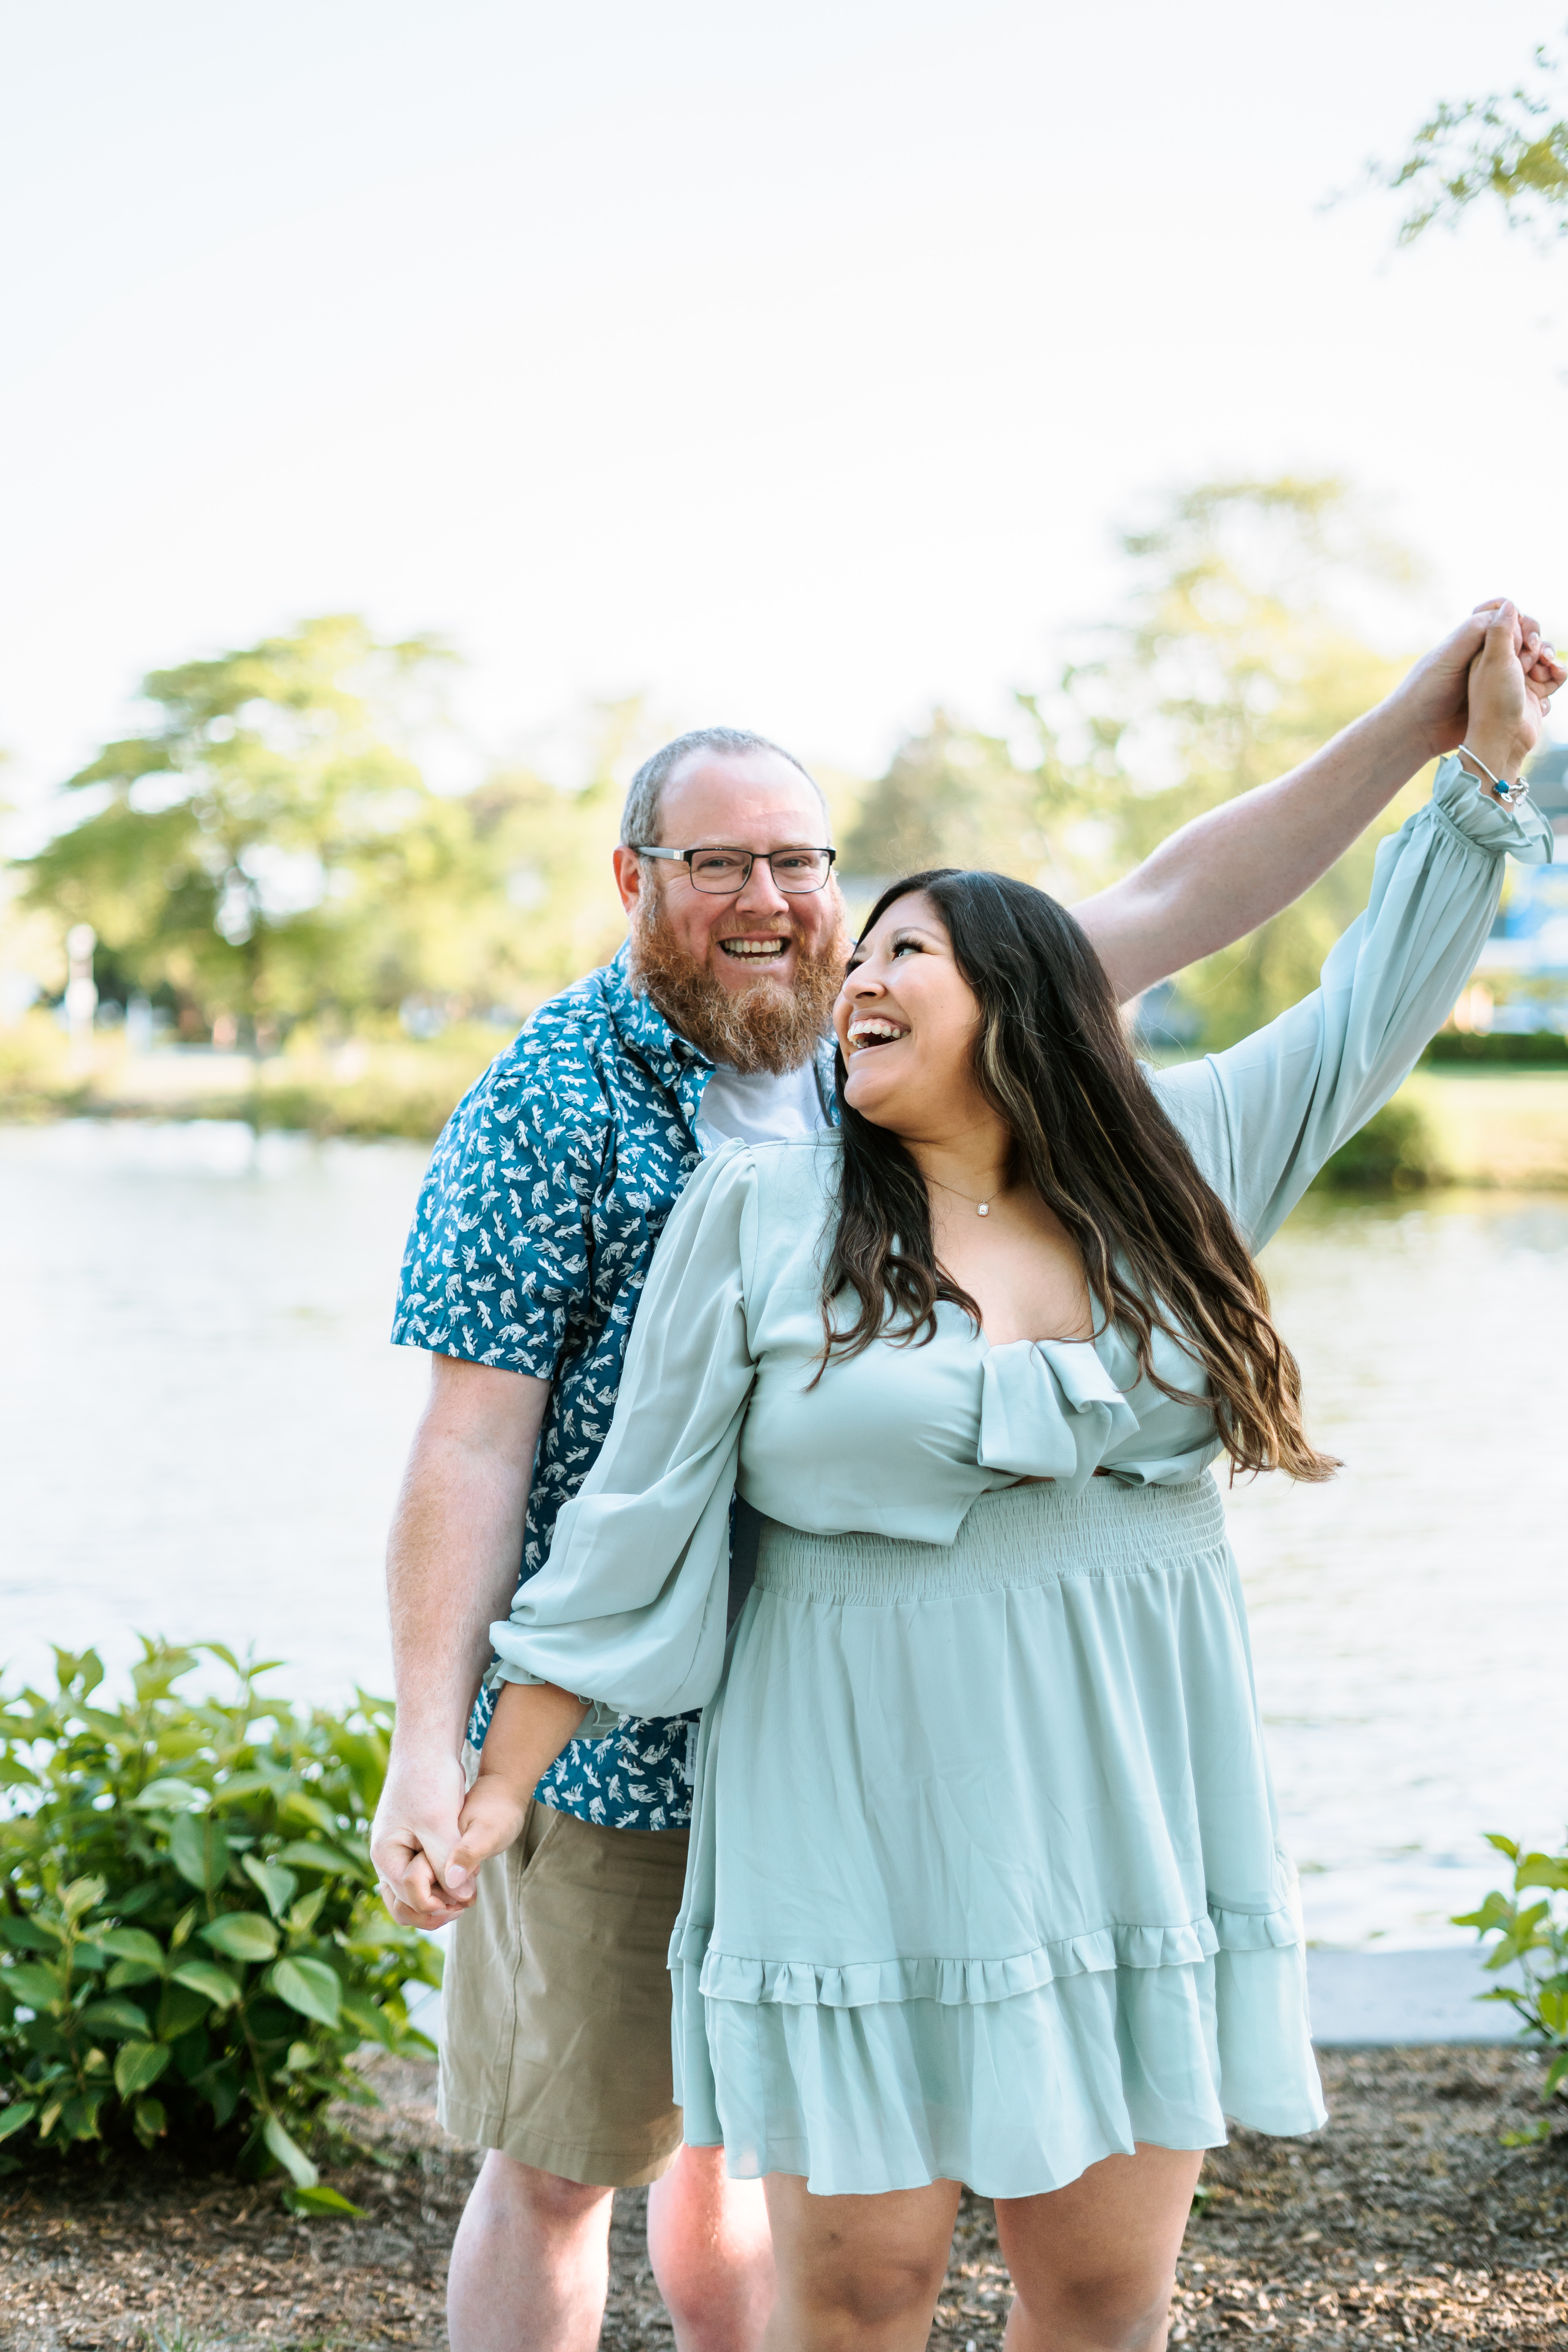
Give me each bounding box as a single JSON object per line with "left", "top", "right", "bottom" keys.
{"left": 448, "top": 608, "right": 1553, "bottom": 2352}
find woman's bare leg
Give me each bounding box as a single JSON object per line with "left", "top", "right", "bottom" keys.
{"left": 995, "top": 2143, "right": 1204, "bottom": 2352}
{"left": 760, "top": 2172, "right": 962, "bottom": 2352}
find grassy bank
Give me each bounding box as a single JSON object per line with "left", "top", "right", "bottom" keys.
{"left": 3, "top": 1015, "right": 1567, "bottom": 1189}
{"left": 0, "top": 1016, "right": 503, "bottom": 1142}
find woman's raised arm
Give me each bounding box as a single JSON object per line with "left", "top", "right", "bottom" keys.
{"left": 1156, "top": 605, "right": 1553, "bottom": 1249}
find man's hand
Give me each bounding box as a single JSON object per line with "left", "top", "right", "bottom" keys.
{"left": 1389, "top": 598, "right": 1563, "bottom": 762}
{"left": 372, "top": 1741, "right": 474, "bottom": 1928}
{"left": 372, "top": 1355, "right": 551, "bottom": 1931}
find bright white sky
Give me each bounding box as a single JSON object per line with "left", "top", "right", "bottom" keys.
{"left": 1, "top": 0, "right": 1562, "bottom": 811}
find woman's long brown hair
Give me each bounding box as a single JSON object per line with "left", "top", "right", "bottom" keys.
{"left": 820, "top": 868, "right": 1336, "bottom": 1483}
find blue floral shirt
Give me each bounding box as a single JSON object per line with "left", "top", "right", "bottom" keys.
{"left": 392, "top": 944, "right": 833, "bottom": 1832}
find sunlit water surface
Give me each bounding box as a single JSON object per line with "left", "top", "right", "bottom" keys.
{"left": 3, "top": 1120, "right": 1565, "bottom": 1947}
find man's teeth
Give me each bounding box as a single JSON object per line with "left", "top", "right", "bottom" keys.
{"left": 848, "top": 1020, "right": 909, "bottom": 1049}
{"left": 721, "top": 938, "right": 788, "bottom": 957}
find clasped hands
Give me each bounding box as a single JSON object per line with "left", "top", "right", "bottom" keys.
{"left": 371, "top": 1680, "right": 589, "bottom": 1931}
{"left": 1401, "top": 597, "right": 1563, "bottom": 786}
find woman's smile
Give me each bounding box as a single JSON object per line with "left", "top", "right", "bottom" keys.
{"left": 844, "top": 1014, "right": 910, "bottom": 1052}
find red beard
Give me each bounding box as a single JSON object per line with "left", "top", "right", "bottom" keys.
{"left": 628, "top": 899, "right": 848, "bottom": 1076}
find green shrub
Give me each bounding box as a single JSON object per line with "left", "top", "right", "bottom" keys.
{"left": 0, "top": 1641, "right": 439, "bottom": 2205}
{"left": 1424, "top": 1031, "right": 1568, "bottom": 1068}
{"left": 1454, "top": 1832, "right": 1568, "bottom": 2136}
{"left": 1312, "top": 1093, "right": 1443, "bottom": 1192}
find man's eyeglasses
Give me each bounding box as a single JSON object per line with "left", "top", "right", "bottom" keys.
{"left": 632, "top": 844, "right": 837, "bottom": 896}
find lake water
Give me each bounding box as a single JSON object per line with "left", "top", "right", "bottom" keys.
{"left": 2, "top": 1118, "right": 1565, "bottom": 1950}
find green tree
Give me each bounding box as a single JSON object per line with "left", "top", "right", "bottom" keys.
{"left": 1376, "top": 31, "right": 1568, "bottom": 245}
{"left": 1059, "top": 477, "right": 1416, "bottom": 1047}
{"left": 843, "top": 479, "right": 1421, "bottom": 1051}
{"left": 20, "top": 617, "right": 456, "bottom": 1045}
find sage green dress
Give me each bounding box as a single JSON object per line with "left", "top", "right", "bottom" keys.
{"left": 490, "top": 759, "right": 1549, "bottom": 2197}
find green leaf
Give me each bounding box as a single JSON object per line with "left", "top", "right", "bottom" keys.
{"left": 286, "top": 1886, "right": 328, "bottom": 1937}
{"left": 59, "top": 2092, "right": 105, "bottom": 2142}
{"left": 0, "top": 1916, "right": 63, "bottom": 1951}
{"left": 61, "top": 1875, "right": 107, "bottom": 1919}
{"left": 155, "top": 1982, "right": 211, "bottom": 2043}
{"left": 269, "top": 1955, "right": 341, "bottom": 2028}
{"left": 195, "top": 2061, "right": 241, "bottom": 2129}
{"left": 132, "top": 2096, "right": 166, "bottom": 2147}
{"left": 199, "top": 1911, "right": 278, "bottom": 1963}
{"left": 1486, "top": 1833, "right": 1521, "bottom": 1859}
{"left": 77, "top": 1998, "right": 154, "bottom": 2039}
{"left": 272, "top": 1839, "right": 355, "bottom": 1876}
{"left": 262, "top": 2111, "right": 319, "bottom": 2188}
{"left": 53, "top": 1646, "right": 105, "bottom": 1696}
{"left": 1544, "top": 2051, "right": 1568, "bottom": 2099}
{"left": 279, "top": 1790, "right": 343, "bottom": 1836}
{"left": 242, "top": 1855, "right": 299, "bottom": 1920}
{"left": 168, "top": 1812, "right": 231, "bottom": 1891}
{"left": 131, "top": 1777, "right": 210, "bottom": 1813}
{"left": 170, "top": 1959, "right": 242, "bottom": 2009}
{"left": 3, "top": 1962, "right": 64, "bottom": 2011}
{"left": 283, "top": 2183, "right": 366, "bottom": 2219}
{"left": 1500, "top": 2118, "right": 1552, "bottom": 2147}
{"left": 113, "top": 2040, "right": 172, "bottom": 2098}
{"left": 209, "top": 1769, "right": 279, "bottom": 1808}
{"left": 338, "top": 1991, "right": 393, "bottom": 2047}
{"left": 1453, "top": 1891, "right": 1514, "bottom": 1933}
{"left": 0, "top": 2102, "right": 37, "bottom": 2144}
{"left": 98, "top": 1927, "right": 167, "bottom": 1966}
{"left": 106, "top": 1958, "right": 162, "bottom": 1991}
{"left": 1516, "top": 1854, "right": 1568, "bottom": 1893}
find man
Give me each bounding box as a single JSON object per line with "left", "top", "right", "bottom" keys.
{"left": 373, "top": 605, "right": 1553, "bottom": 2352}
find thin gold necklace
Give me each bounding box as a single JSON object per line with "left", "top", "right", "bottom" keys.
{"left": 926, "top": 1171, "right": 1005, "bottom": 1218}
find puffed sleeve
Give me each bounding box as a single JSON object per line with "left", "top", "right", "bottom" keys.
{"left": 1155, "top": 755, "right": 1552, "bottom": 1250}
{"left": 487, "top": 1142, "right": 759, "bottom": 1722}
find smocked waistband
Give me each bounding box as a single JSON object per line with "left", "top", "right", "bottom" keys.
{"left": 753, "top": 1474, "right": 1227, "bottom": 1603}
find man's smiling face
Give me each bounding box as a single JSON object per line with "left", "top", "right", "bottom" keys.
{"left": 613, "top": 746, "right": 844, "bottom": 995}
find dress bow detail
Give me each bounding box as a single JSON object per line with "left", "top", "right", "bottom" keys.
{"left": 976, "top": 1338, "right": 1142, "bottom": 1496}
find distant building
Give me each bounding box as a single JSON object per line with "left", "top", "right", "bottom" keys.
{"left": 1467, "top": 742, "right": 1568, "bottom": 1033}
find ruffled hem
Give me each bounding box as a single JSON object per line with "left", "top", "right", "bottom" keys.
{"left": 671, "top": 1938, "right": 1326, "bottom": 2198}
{"left": 676, "top": 1895, "right": 1300, "bottom": 2008}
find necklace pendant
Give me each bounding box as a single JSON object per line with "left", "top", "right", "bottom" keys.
{"left": 977, "top": 1201, "right": 989, "bottom": 1216}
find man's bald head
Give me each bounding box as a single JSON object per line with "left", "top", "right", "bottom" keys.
{"left": 619, "top": 727, "right": 830, "bottom": 850}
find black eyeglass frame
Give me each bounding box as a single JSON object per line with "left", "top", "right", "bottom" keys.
{"left": 631, "top": 843, "right": 838, "bottom": 895}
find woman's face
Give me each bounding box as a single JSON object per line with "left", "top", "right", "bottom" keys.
{"left": 834, "top": 891, "right": 995, "bottom": 1139}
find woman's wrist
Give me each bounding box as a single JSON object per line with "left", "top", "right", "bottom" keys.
{"left": 1458, "top": 735, "right": 1532, "bottom": 791}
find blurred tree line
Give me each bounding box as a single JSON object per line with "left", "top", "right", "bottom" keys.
{"left": 4, "top": 478, "right": 1430, "bottom": 1062}
{"left": 838, "top": 475, "right": 1418, "bottom": 1049}
{"left": 10, "top": 620, "right": 639, "bottom": 1049}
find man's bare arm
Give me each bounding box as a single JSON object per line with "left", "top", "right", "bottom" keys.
{"left": 1075, "top": 601, "right": 1564, "bottom": 1004}
{"left": 370, "top": 1354, "right": 550, "bottom": 1929}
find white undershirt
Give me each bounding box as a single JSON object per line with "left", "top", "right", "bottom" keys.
{"left": 694, "top": 1058, "right": 829, "bottom": 1155}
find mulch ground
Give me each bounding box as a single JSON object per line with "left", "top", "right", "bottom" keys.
{"left": 0, "top": 2046, "right": 1563, "bottom": 2349}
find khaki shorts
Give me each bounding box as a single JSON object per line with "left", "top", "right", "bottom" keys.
{"left": 437, "top": 1797, "right": 690, "bottom": 2189}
